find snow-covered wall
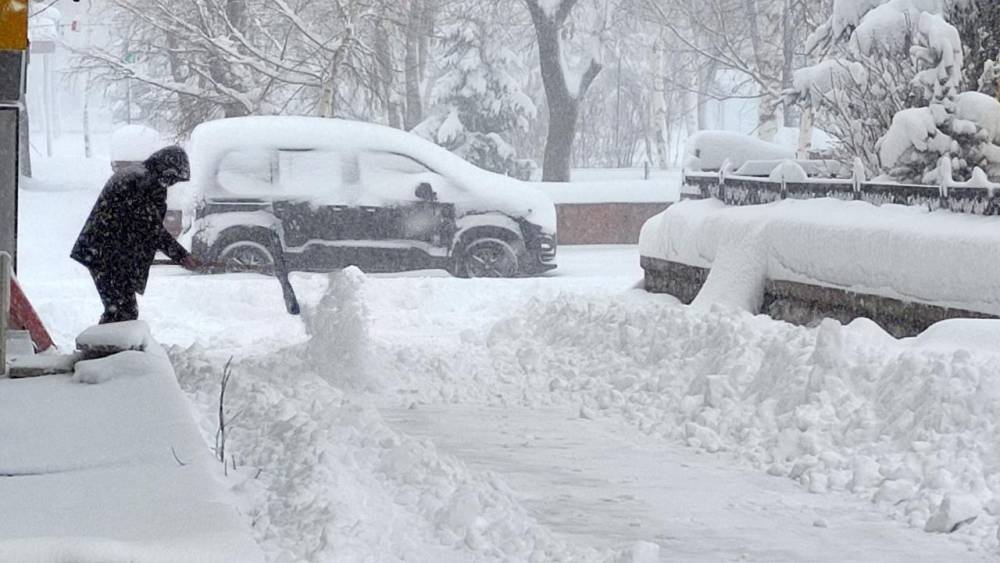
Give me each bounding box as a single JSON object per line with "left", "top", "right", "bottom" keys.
{"left": 640, "top": 198, "right": 1000, "bottom": 316}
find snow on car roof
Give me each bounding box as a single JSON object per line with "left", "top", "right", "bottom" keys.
{"left": 193, "top": 116, "right": 488, "bottom": 186}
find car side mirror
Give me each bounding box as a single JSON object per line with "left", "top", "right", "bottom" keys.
{"left": 415, "top": 182, "right": 437, "bottom": 202}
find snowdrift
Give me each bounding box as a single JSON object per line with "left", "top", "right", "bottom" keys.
{"left": 640, "top": 198, "right": 1000, "bottom": 317}
{"left": 486, "top": 293, "right": 1000, "bottom": 549}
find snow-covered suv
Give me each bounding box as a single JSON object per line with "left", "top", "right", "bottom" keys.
{"left": 187, "top": 116, "right": 557, "bottom": 277}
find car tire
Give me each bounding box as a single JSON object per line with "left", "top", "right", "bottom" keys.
{"left": 209, "top": 229, "right": 277, "bottom": 275}
{"left": 456, "top": 238, "right": 520, "bottom": 279}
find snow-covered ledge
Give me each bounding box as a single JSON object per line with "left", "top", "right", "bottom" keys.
{"left": 0, "top": 324, "right": 263, "bottom": 562}
{"left": 639, "top": 199, "right": 1000, "bottom": 336}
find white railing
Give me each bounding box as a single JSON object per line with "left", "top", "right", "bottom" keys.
{"left": 0, "top": 251, "right": 10, "bottom": 376}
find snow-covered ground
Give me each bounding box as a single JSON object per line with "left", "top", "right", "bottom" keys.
{"left": 12, "top": 151, "right": 1000, "bottom": 560}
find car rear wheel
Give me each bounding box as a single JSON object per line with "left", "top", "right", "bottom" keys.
{"left": 460, "top": 238, "right": 519, "bottom": 278}
{"left": 218, "top": 240, "right": 275, "bottom": 275}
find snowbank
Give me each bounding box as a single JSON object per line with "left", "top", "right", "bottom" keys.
{"left": 640, "top": 198, "right": 1000, "bottom": 315}
{"left": 169, "top": 295, "right": 626, "bottom": 561}
{"left": 684, "top": 131, "right": 795, "bottom": 172}
{"left": 483, "top": 292, "right": 1000, "bottom": 549}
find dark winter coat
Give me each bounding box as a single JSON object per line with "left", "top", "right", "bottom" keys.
{"left": 71, "top": 146, "right": 191, "bottom": 295}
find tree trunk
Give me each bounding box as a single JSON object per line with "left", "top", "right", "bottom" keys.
{"left": 544, "top": 102, "right": 579, "bottom": 181}
{"left": 797, "top": 105, "right": 813, "bottom": 159}
{"left": 781, "top": 0, "right": 796, "bottom": 127}
{"left": 758, "top": 91, "right": 780, "bottom": 142}
{"left": 526, "top": 0, "right": 601, "bottom": 182}
{"left": 682, "top": 71, "right": 698, "bottom": 138}
{"left": 319, "top": 39, "right": 350, "bottom": 118}
{"left": 374, "top": 18, "right": 399, "bottom": 127}
{"left": 403, "top": 0, "right": 423, "bottom": 129}
{"left": 652, "top": 45, "right": 668, "bottom": 169}
{"left": 697, "top": 62, "right": 717, "bottom": 130}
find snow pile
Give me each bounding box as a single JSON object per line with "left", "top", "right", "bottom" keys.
{"left": 303, "top": 267, "right": 374, "bottom": 391}
{"left": 483, "top": 293, "right": 1000, "bottom": 548}
{"left": 169, "top": 343, "right": 623, "bottom": 562}
{"left": 684, "top": 131, "right": 794, "bottom": 172}
{"left": 639, "top": 198, "right": 1000, "bottom": 315}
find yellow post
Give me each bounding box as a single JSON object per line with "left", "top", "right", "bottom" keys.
{"left": 0, "top": 1, "right": 28, "bottom": 51}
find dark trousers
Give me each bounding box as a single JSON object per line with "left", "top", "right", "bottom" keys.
{"left": 89, "top": 269, "right": 139, "bottom": 324}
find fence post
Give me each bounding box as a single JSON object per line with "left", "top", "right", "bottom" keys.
{"left": 1, "top": 252, "right": 10, "bottom": 376}
{"left": 937, "top": 156, "right": 952, "bottom": 211}
{"left": 852, "top": 158, "right": 866, "bottom": 201}
{"left": 718, "top": 158, "right": 731, "bottom": 202}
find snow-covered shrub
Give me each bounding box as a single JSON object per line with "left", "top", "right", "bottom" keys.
{"left": 799, "top": 0, "right": 1000, "bottom": 183}
{"left": 790, "top": 1, "right": 940, "bottom": 170}
{"left": 413, "top": 6, "right": 537, "bottom": 180}
{"left": 876, "top": 12, "right": 1000, "bottom": 183}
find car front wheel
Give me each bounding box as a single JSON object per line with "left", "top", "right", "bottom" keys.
{"left": 459, "top": 238, "right": 519, "bottom": 278}
{"left": 218, "top": 240, "right": 275, "bottom": 275}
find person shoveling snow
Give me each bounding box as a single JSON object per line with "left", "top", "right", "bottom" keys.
{"left": 71, "top": 146, "right": 206, "bottom": 324}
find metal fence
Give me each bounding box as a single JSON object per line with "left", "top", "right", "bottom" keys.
{"left": 684, "top": 171, "right": 1000, "bottom": 216}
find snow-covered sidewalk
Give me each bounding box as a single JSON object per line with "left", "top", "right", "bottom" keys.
{"left": 385, "top": 405, "right": 988, "bottom": 562}
{"left": 0, "top": 345, "right": 262, "bottom": 562}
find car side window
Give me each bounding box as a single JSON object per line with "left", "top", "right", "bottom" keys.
{"left": 216, "top": 148, "right": 274, "bottom": 196}
{"left": 277, "top": 149, "right": 350, "bottom": 203}
{"left": 359, "top": 151, "right": 445, "bottom": 204}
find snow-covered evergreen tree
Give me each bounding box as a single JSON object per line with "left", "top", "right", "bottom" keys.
{"left": 793, "top": 0, "right": 1000, "bottom": 182}
{"left": 875, "top": 9, "right": 1000, "bottom": 184}
{"left": 414, "top": 5, "right": 537, "bottom": 179}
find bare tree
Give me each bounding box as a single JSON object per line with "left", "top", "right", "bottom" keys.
{"left": 75, "top": 0, "right": 386, "bottom": 136}
{"left": 524, "top": 0, "right": 602, "bottom": 182}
